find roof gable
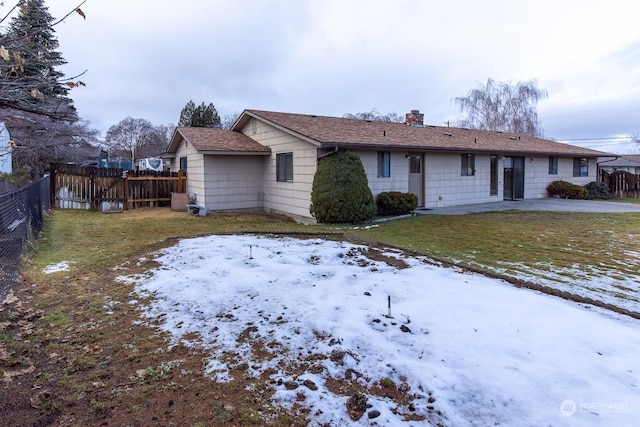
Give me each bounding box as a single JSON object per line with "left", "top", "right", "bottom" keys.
{"left": 165, "top": 127, "right": 271, "bottom": 155}
{"left": 239, "top": 110, "right": 612, "bottom": 157}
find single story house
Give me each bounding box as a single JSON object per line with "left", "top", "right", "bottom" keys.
{"left": 598, "top": 154, "right": 640, "bottom": 175}
{"left": 163, "top": 109, "right": 612, "bottom": 222}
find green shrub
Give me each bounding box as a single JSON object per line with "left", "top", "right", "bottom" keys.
{"left": 546, "top": 180, "right": 587, "bottom": 199}
{"left": 310, "top": 150, "right": 376, "bottom": 223}
{"left": 585, "top": 181, "right": 610, "bottom": 199}
{"left": 376, "top": 191, "right": 418, "bottom": 215}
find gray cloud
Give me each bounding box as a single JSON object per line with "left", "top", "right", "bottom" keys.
{"left": 39, "top": 0, "right": 640, "bottom": 153}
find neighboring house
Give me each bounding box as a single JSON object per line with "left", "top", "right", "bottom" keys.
{"left": 0, "top": 123, "right": 12, "bottom": 175}
{"left": 598, "top": 154, "right": 640, "bottom": 175}
{"left": 163, "top": 109, "right": 612, "bottom": 222}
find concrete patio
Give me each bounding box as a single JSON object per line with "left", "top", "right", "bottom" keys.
{"left": 414, "top": 198, "right": 640, "bottom": 215}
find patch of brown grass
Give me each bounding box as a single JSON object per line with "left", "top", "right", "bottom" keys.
{"left": 2, "top": 209, "right": 430, "bottom": 426}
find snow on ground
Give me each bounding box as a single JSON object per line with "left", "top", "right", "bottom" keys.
{"left": 489, "top": 260, "right": 640, "bottom": 313}
{"left": 42, "top": 261, "right": 70, "bottom": 274}
{"left": 121, "top": 235, "right": 640, "bottom": 426}
{"left": 472, "top": 231, "right": 640, "bottom": 314}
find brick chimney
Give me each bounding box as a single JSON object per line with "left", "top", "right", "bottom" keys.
{"left": 405, "top": 109, "right": 424, "bottom": 127}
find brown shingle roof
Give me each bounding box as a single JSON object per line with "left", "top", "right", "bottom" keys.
{"left": 598, "top": 154, "right": 640, "bottom": 167}
{"left": 244, "top": 110, "right": 612, "bottom": 157}
{"left": 170, "top": 127, "right": 271, "bottom": 154}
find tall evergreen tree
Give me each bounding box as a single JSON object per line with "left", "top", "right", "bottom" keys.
{"left": 0, "top": 0, "right": 77, "bottom": 120}
{"left": 178, "top": 100, "right": 221, "bottom": 128}
{"left": 178, "top": 100, "right": 196, "bottom": 126}
{"left": 310, "top": 150, "right": 376, "bottom": 223}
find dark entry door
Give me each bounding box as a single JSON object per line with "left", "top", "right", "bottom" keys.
{"left": 503, "top": 157, "right": 524, "bottom": 200}
{"left": 408, "top": 153, "right": 424, "bottom": 207}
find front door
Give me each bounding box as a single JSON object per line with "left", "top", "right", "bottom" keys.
{"left": 503, "top": 156, "right": 525, "bottom": 200}
{"left": 408, "top": 153, "right": 424, "bottom": 207}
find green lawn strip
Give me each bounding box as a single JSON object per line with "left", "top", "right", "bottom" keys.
{"left": 346, "top": 211, "right": 640, "bottom": 318}
{"left": 30, "top": 209, "right": 313, "bottom": 272}
{"left": 347, "top": 211, "right": 639, "bottom": 276}
{"left": 28, "top": 209, "right": 640, "bottom": 318}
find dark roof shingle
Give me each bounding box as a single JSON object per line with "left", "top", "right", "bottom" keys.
{"left": 172, "top": 127, "right": 271, "bottom": 154}
{"left": 244, "top": 110, "right": 611, "bottom": 157}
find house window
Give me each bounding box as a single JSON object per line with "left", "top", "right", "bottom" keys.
{"left": 490, "top": 155, "right": 498, "bottom": 195}
{"left": 409, "top": 155, "right": 421, "bottom": 174}
{"left": 461, "top": 154, "right": 475, "bottom": 176}
{"left": 276, "top": 152, "right": 293, "bottom": 182}
{"left": 573, "top": 157, "right": 588, "bottom": 177}
{"left": 377, "top": 151, "right": 390, "bottom": 177}
{"left": 179, "top": 156, "right": 187, "bottom": 171}
{"left": 549, "top": 157, "right": 558, "bottom": 175}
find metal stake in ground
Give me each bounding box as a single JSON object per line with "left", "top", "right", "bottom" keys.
{"left": 387, "top": 295, "right": 392, "bottom": 318}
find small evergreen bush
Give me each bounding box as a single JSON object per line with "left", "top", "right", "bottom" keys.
{"left": 547, "top": 180, "right": 587, "bottom": 199}
{"left": 310, "top": 150, "right": 376, "bottom": 223}
{"left": 376, "top": 191, "right": 418, "bottom": 215}
{"left": 584, "top": 181, "right": 610, "bottom": 199}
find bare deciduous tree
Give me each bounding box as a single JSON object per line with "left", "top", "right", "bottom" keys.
{"left": 343, "top": 109, "right": 404, "bottom": 123}
{"left": 7, "top": 112, "right": 99, "bottom": 175}
{"left": 454, "top": 78, "right": 547, "bottom": 137}
{"left": 105, "top": 117, "right": 167, "bottom": 163}
{"left": 154, "top": 123, "right": 175, "bottom": 153}
{"left": 221, "top": 112, "right": 240, "bottom": 130}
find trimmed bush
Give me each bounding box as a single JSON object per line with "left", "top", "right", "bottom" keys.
{"left": 546, "top": 180, "right": 587, "bottom": 199}
{"left": 310, "top": 150, "right": 376, "bottom": 223}
{"left": 376, "top": 191, "right": 418, "bottom": 215}
{"left": 585, "top": 181, "right": 610, "bottom": 199}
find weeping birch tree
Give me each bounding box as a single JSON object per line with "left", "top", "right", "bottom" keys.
{"left": 455, "top": 79, "right": 548, "bottom": 137}
{"left": 343, "top": 109, "right": 404, "bottom": 122}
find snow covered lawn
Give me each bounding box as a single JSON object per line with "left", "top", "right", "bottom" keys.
{"left": 121, "top": 234, "right": 640, "bottom": 426}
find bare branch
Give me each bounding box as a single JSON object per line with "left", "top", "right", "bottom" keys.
{"left": 454, "top": 78, "right": 547, "bottom": 137}
{"left": 0, "top": 1, "right": 22, "bottom": 25}
{"left": 52, "top": 0, "right": 87, "bottom": 26}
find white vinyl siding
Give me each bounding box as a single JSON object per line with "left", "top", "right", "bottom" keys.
{"left": 356, "top": 150, "right": 408, "bottom": 198}
{"left": 203, "top": 155, "right": 264, "bottom": 211}
{"left": 240, "top": 119, "right": 319, "bottom": 220}
{"left": 170, "top": 137, "right": 203, "bottom": 204}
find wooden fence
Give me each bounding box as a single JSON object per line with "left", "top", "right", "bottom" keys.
{"left": 49, "top": 163, "right": 187, "bottom": 211}
{"left": 600, "top": 170, "right": 640, "bottom": 198}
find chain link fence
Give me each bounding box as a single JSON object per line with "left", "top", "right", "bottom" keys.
{"left": 0, "top": 177, "right": 50, "bottom": 301}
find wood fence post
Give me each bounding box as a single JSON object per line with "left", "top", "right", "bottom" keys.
{"left": 90, "top": 168, "right": 96, "bottom": 210}
{"left": 49, "top": 163, "right": 56, "bottom": 208}
{"left": 123, "top": 171, "right": 129, "bottom": 211}
{"left": 178, "top": 169, "right": 186, "bottom": 193}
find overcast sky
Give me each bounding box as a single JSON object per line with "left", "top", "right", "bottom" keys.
{"left": 36, "top": 0, "right": 640, "bottom": 153}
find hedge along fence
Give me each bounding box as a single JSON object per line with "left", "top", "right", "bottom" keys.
{"left": 0, "top": 177, "right": 50, "bottom": 301}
